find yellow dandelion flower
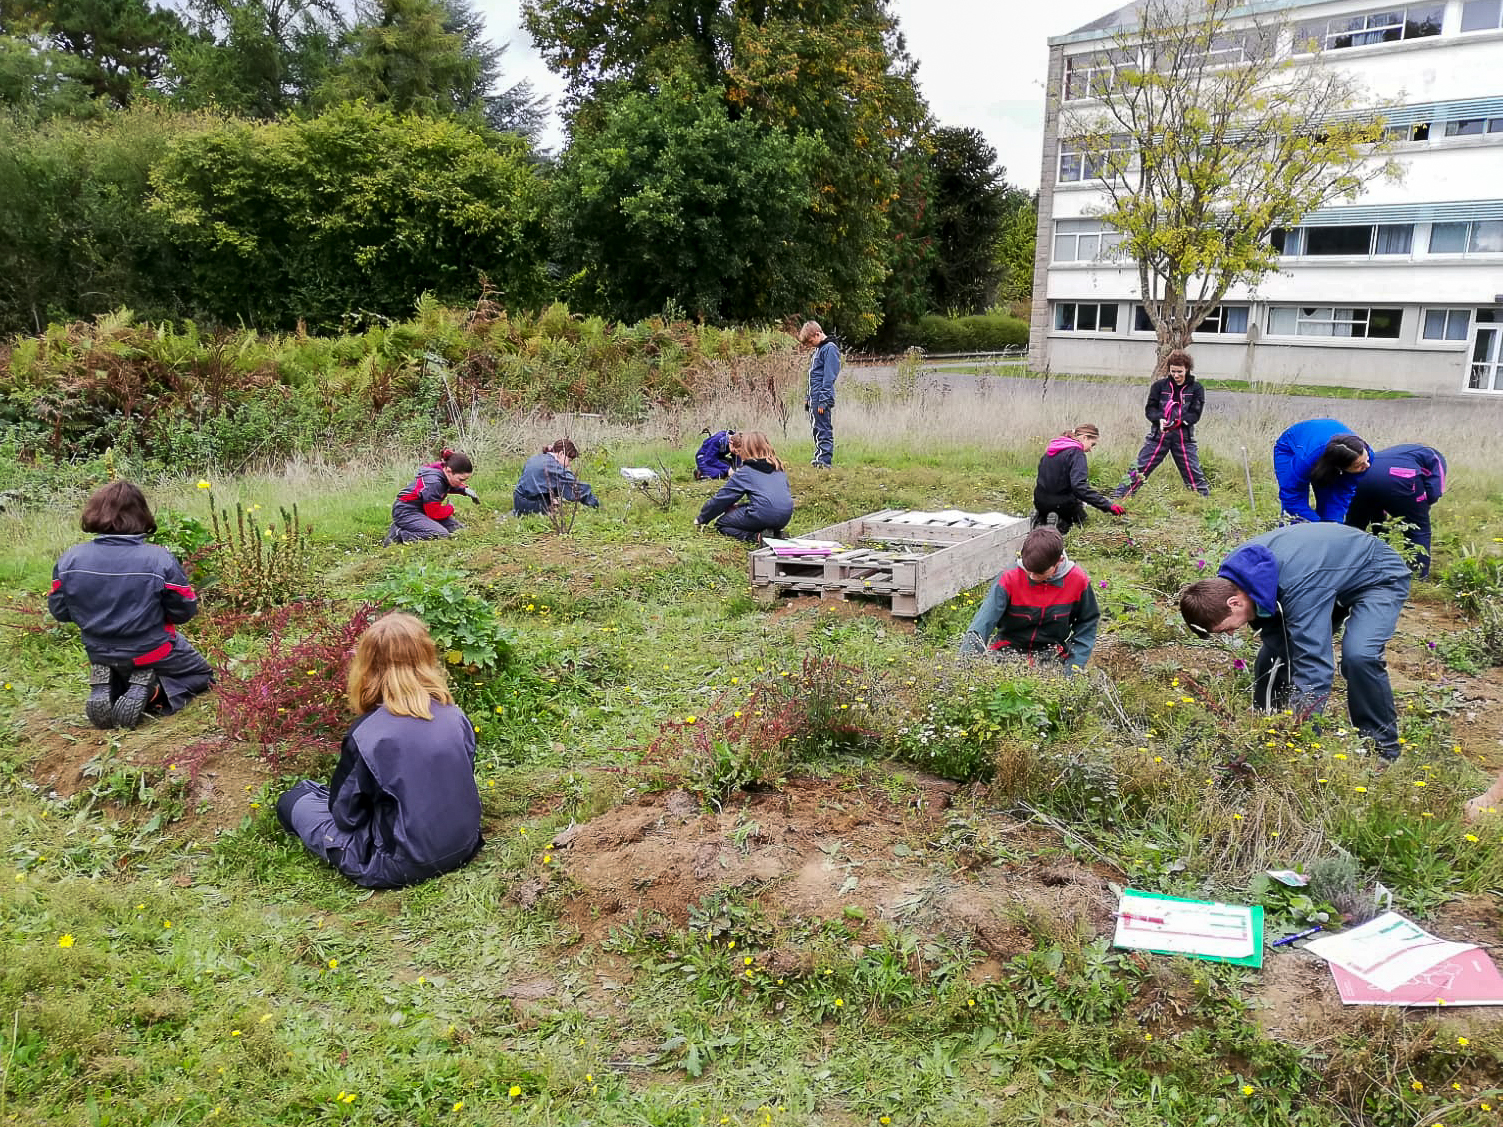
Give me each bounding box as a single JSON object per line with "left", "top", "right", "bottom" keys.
{"left": 1411, "top": 1080, "right": 1424, "bottom": 1092}
{"left": 1465, "top": 834, "right": 1479, "bottom": 843}
{"left": 1458, "top": 1036, "right": 1470, "bottom": 1046}
{"left": 509, "top": 1085, "right": 522, "bottom": 1098}
{"left": 57, "top": 933, "right": 75, "bottom": 948}
{"left": 452, "top": 1101, "right": 464, "bottom": 1112}
{"left": 1354, "top": 786, "right": 1367, "bottom": 793}
{"left": 328, "top": 958, "right": 338, "bottom": 969}
{"left": 196, "top": 480, "right": 212, "bottom": 490}
{"left": 834, "top": 998, "right": 844, "bottom": 1007}
{"left": 1242, "top": 1085, "right": 1255, "bottom": 1096}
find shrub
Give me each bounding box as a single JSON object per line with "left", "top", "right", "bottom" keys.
{"left": 204, "top": 601, "right": 380, "bottom": 763}
{"left": 149, "top": 510, "right": 215, "bottom": 587}
{"left": 1438, "top": 546, "right": 1503, "bottom": 617}
{"left": 889, "top": 313, "right": 1029, "bottom": 354}
{"left": 368, "top": 563, "right": 513, "bottom": 676}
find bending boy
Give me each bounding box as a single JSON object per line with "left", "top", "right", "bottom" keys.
{"left": 1179, "top": 523, "right": 1411, "bottom": 760}
{"left": 960, "top": 528, "right": 1099, "bottom": 674}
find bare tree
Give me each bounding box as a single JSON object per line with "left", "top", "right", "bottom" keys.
{"left": 1058, "top": 0, "right": 1400, "bottom": 367}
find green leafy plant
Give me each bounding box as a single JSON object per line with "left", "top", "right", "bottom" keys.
{"left": 205, "top": 493, "right": 313, "bottom": 612}
{"left": 149, "top": 509, "right": 216, "bottom": 586}
{"left": 369, "top": 562, "right": 513, "bottom": 676}
{"left": 1438, "top": 545, "right": 1503, "bottom": 617}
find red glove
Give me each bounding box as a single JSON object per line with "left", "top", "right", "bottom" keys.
{"left": 1109, "top": 503, "right": 1126, "bottom": 516}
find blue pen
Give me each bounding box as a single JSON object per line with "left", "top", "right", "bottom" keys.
{"left": 1271, "top": 925, "right": 1323, "bottom": 948}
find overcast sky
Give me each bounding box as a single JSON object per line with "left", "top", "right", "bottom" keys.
{"left": 474, "top": 0, "right": 1119, "bottom": 192}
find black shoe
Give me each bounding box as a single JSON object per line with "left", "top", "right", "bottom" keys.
{"left": 111, "top": 668, "right": 158, "bottom": 730}
{"left": 86, "top": 664, "right": 115, "bottom": 729}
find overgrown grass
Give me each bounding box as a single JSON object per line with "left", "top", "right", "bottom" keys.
{"left": 3, "top": 372, "right": 1503, "bottom": 1126}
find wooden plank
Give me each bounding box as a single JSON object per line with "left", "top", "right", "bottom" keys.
{"left": 909, "top": 519, "right": 1029, "bottom": 615}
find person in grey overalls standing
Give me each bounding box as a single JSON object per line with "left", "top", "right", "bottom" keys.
{"left": 801, "top": 320, "right": 840, "bottom": 468}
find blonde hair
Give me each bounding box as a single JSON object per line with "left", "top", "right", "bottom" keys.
{"left": 346, "top": 612, "right": 454, "bottom": 720}
{"left": 730, "top": 431, "right": 785, "bottom": 471}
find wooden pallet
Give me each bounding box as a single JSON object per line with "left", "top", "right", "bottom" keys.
{"left": 749, "top": 509, "right": 1029, "bottom": 617}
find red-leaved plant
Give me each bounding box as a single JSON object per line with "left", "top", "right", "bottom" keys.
{"left": 200, "top": 600, "right": 380, "bottom": 766}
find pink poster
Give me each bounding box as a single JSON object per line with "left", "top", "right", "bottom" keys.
{"left": 1330, "top": 950, "right": 1503, "bottom": 1006}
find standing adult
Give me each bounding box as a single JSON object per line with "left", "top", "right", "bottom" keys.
{"left": 1032, "top": 424, "right": 1126, "bottom": 534}
{"left": 1272, "top": 419, "right": 1371, "bottom": 523}
{"left": 801, "top": 320, "right": 841, "bottom": 468}
{"left": 1346, "top": 444, "right": 1447, "bottom": 578}
{"left": 1179, "top": 523, "right": 1411, "bottom": 760}
{"left": 1114, "top": 349, "right": 1209, "bottom": 498}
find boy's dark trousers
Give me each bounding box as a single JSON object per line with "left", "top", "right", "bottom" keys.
{"left": 810, "top": 405, "right": 834, "bottom": 466}
{"left": 1116, "top": 425, "right": 1209, "bottom": 497}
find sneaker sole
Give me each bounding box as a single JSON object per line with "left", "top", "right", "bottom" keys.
{"left": 111, "top": 668, "right": 158, "bottom": 730}
{"left": 86, "top": 664, "right": 115, "bottom": 729}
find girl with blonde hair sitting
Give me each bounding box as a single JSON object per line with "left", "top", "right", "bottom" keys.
{"left": 276, "top": 613, "right": 483, "bottom": 888}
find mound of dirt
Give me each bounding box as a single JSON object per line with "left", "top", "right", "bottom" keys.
{"left": 544, "top": 774, "right": 1119, "bottom": 961}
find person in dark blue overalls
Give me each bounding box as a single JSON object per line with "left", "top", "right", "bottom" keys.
{"left": 383, "top": 449, "right": 479, "bottom": 544}
{"left": 694, "top": 432, "right": 794, "bottom": 543}
{"left": 1345, "top": 444, "right": 1446, "bottom": 578}
{"left": 801, "top": 321, "right": 840, "bottom": 468}
{"left": 276, "top": 612, "right": 482, "bottom": 889}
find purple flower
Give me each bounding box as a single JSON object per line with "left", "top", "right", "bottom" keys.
{"left": 1233, "top": 658, "right": 1247, "bottom": 671}
{"left": 1427, "top": 641, "right": 1436, "bottom": 650}
{"left": 1098, "top": 580, "right": 1109, "bottom": 590}
{"left": 1196, "top": 558, "right": 1207, "bottom": 570}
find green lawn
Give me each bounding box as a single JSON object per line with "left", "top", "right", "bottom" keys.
{"left": 3, "top": 409, "right": 1502, "bottom": 1127}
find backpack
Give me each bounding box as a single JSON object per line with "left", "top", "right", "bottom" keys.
{"left": 694, "top": 429, "right": 737, "bottom": 480}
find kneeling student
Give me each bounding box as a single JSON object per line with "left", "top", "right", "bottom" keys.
{"left": 48, "top": 482, "right": 215, "bottom": 728}
{"left": 276, "top": 613, "right": 483, "bottom": 889}
{"left": 960, "top": 527, "right": 1100, "bottom": 674}
{"left": 513, "top": 439, "right": 600, "bottom": 515}
{"left": 694, "top": 432, "right": 795, "bottom": 543}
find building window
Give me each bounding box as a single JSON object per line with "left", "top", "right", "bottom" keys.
{"left": 1266, "top": 306, "right": 1403, "bottom": 338}
{"left": 1422, "top": 308, "right": 1472, "bottom": 341}
{"left": 1382, "top": 121, "right": 1431, "bottom": 141}
{"left": 1064, "top": 52, "right": 1122, "bottom": 100}
{"left": 1058, "top": 140, "right": 1131, "bottom": 183}
{"left": 1054, "top": 303, "right": 1120, "bottom": 332}
{"left": 1272, "top": 224, "right": 1413, "bottom": 256}
{"left": 1053, "top": 219, "right": 1124, "bottom": 262}
{"left": 1132, "top": 305, "right": 1249, "bottom": 334}
{"left": 1442, "top": 116, "right": 1503, "bottom": 137}
{"left": 1461, "top": 0, "right": 1503, "bottom": 32}
{"left": 1294, "top": 4, "right": 1443, "bottom": 51}
{"left": 1429, "top": 220, "right": 1503, "bottom": 254}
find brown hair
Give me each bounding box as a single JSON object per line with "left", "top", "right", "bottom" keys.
{"left": 440, "top": 449, "right": 473, "bottom": 473}
{"left": 346, "top": 612, "right": 454, "bottom": 720}
{"left": 1072, "top": 423, "right": 1100, "bottom": 440}
{"left": 729, "top": 431, "right": 785, "bottom": 471}
{"left": 1164, "top": 350, "right": 1194, "bottom": 374}
{"left": 1308, "top": 434, "right": 1367, "bottom": 489}
{"left": 545, "top": 439, "right": 579, "bottom": 459}
{"left": 81, "top": 481, "right": 156, "bottom": 536}
{"left": 1020, "top": 528, "right": 1065, "bottom": 574}
{"left": 1179, "top": 577, "right": 1241, "bottom": 637}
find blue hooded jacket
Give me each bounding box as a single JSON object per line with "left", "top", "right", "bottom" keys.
{"left": 808, "top": 339, "right": 841, "bottom": 408}
{"left": 1273, "top": 418, "right": 1370, "bottom": 523}
{"left": 697, "top": 458, "right": 795, "bottom": 529}
{"left": 513, "top": 452, "right": 600, "bottom": 515}
{"left": 1217, "top": 524, "right": 1409, "bottom": 707}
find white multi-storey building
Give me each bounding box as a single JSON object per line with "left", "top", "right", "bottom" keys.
{"left": 1030, "top": 0, "right": 1503, "bottom": 395}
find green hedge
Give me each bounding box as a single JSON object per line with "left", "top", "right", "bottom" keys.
{"left": 889, "top": 313, "right": 1029, "bottom": 353}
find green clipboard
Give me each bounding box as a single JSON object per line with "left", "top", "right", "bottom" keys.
{"left": 1114, "top": 888, "right": 1265, "bottom": 968}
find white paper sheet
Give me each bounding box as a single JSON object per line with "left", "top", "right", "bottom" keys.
{"left": 1112, "top": 892, "right": 1257, "bottom": 960}
{"left": 1304, "top": 912, "right": 1478, "bottom": 992}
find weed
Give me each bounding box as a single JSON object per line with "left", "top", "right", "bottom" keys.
{"left": 368, "top": 562, "right": 513, "bottom": 675}
{"left": 206, "top": 493, "right": 314, "bottom": 612}
{"left": 1438, "top": 544, "right": 1503, "bottom": 617}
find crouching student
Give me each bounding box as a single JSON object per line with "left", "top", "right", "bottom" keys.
{"left": 1032, "top": 424, "right": 1126, "bottom": 533}
{"left": 513, "top": 439, "right": 601, "bottom": 515}
{"left": 1179, "top": 523, "right": 1410, "bottom": 761}
{"left": 960, "top": 527, "right": 1100, "bottom": 674}
{"left": 48, "top": 482, "right": 215, "bottom": 729}
{"left": 694, "top": 432, "right": 794, "bottom": 543}
{"left": 1346, "top": 444, "right": 1447, "bottom": 578}
{"left": 276, "top": 613, "right": 483, "bottom": 889}
{"left": 384, "top": 449, "right": 479, "bottom": 545}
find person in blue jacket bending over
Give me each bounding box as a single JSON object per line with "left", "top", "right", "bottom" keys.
{"left": 1180, "top": 523, "right": 1411, "bottom": 760}
{"left": 1272, "top": 419, "right": 1371, "bottom": 523}
{"left": 513, "top": 439, "right": 601, "bottom": 515}
{"left": 277, "top": 612, "right": 483, "bottom": 888}
{"left": 1346, "top": 444, "right": 1447, "bottom": 578}
{"left": 695, "top": 432, "right": 794, "bottom": 543}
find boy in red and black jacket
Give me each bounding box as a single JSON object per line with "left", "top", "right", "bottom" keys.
{"left": 960, "top": 527, "right": 1100, "bottom": 674}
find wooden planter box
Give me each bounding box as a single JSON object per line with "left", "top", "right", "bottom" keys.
{"left": 749, "top": 509, "right": 1029, "bottom": 617}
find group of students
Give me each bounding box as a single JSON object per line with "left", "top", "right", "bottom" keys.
{"left": 43, "top": 343, "right": 1488, "bottom": 891}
